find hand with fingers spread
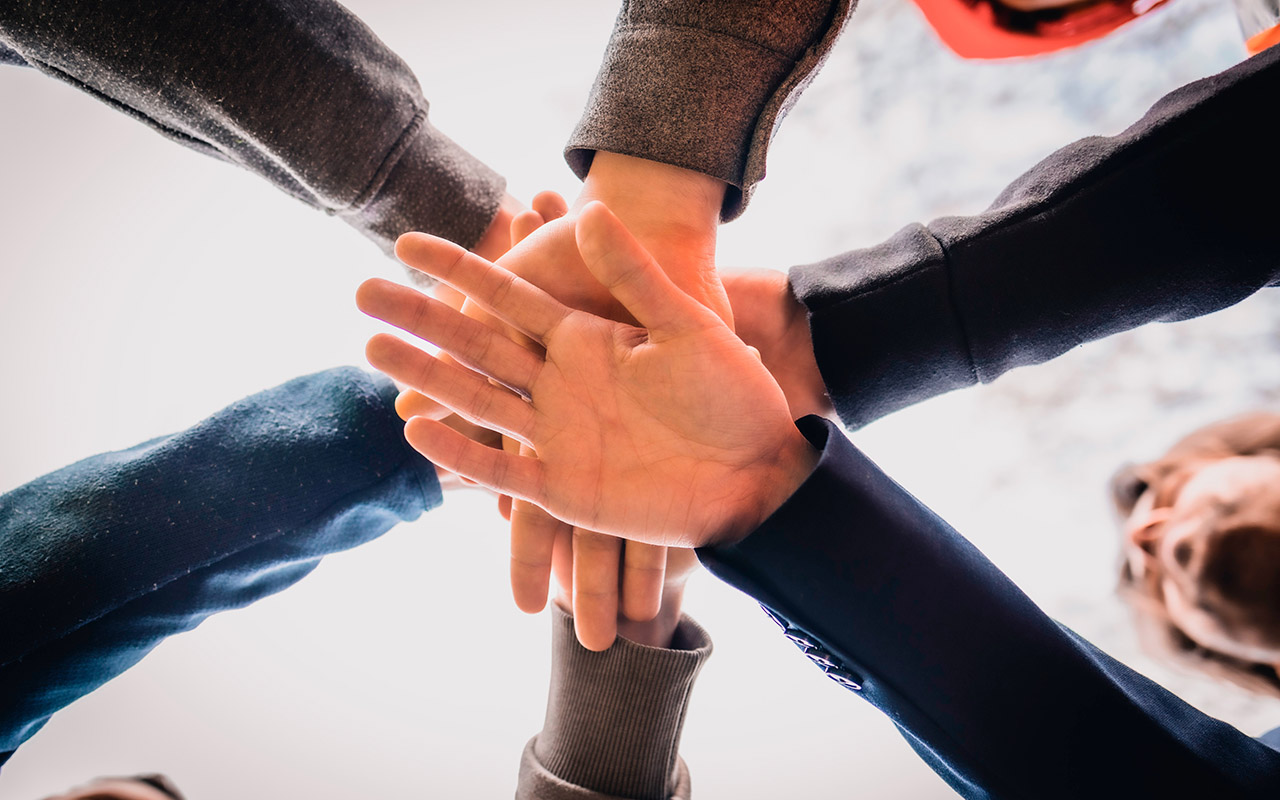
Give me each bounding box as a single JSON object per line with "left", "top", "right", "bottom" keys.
{"left": 356, "top": 201, "right": 819, "bottom": 554}
{"left": 396, "top": 190, "right": 679, "bottom": 648}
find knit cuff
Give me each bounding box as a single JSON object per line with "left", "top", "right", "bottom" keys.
{"left": 788, "top": 223, "right": 977, "bottom": 430}
{"left": 520, "top": 604, "right": 711, "bottom": 800}
{"left": 341, "top": 112, "right": 506, "bottom": 262}
{"left": 564, "top": 2, "right": 851, "bottom": 222}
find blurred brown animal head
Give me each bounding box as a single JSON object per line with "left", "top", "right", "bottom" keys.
{"left": 1114, "top": 412, "right": 1280, "bottom": 694}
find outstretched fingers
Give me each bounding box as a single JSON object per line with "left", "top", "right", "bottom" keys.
{"left": 395, "top": 232, "right": 572, "bottom": 343}
{"left": 574, "top": 201, "right": 715, "bottom": 340}
{"left": 357, "top": 279, "right": 543, "bottom": 395}
{"left": 366, "top": 333, "right": 535, "bottom": 445}
{"left": 403, "top": 416, "right": 543, "bottom": 501}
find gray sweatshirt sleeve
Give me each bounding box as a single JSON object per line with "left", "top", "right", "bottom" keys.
{"left": 517, "top": 605, "right": 712, "bottom": 800}
{"left": 0, "top": 0, "right": 506, "bottom": 256}
{"left": 789, "top": 46, "right": 1280, "bottom": 430}
{"left": 565, "top": 0, "right": 854, "bottom": 221}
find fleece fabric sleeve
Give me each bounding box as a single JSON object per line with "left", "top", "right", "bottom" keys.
{"left": 0, "top": 0, "right": 506, "bottom": 255}
{"left": 0, "top": 367, "right": 441, "bottom": 765}
{"left": 517, "top": 604, "right": 712, "bottom": 800}
{"left": 699, "top": 416, "right": 1280, "bottom": 799}
{"left": 565, "top": 0, "right": 854, "bottom": 222}
{"left": 790, "top": 45, "right": 1280, "bottom": 430}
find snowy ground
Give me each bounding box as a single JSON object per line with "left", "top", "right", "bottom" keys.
{"left": 1, "top": 0, "right": 1277, "bottom": 797}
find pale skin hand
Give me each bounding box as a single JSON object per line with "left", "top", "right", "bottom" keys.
{"left": 399, "top": 191, "right": 670, "bottom": 648}
{"left": 549, "top": 154, "right": 728, "bottom": 648}
{"left": 356, "top": 201, "right": 819, "bottom": 552}
{"left": 404, "top": 154, "right": 729, "bottom": 651}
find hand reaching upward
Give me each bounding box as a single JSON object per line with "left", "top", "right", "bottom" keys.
{"left": 356, "top": 202, "right": 818, "bottom": 549}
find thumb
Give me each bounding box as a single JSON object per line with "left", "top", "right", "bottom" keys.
{"left": 574, "top": 201, "right": 714, "bottom": 338}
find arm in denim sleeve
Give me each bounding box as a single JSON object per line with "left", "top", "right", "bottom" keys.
{"left": 789, "top": 47, "right": 1280, "bottom": 430}
{"left": 699, "top": 417, "right": 1280, "bottom": 799}
{"left": 0, "top": 367, "right": 440, "bottom": 764}
{"left": 0, "top": 0, "right": 505, "bottom": 255}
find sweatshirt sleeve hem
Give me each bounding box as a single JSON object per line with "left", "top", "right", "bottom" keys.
{"left": 788, "top": 225, "right": 977, "bottom": 429}
{"left": 522, "top": 604, "right": 710, "bottom": 800}
{"left": 566, "top": 2, "right": 852, "bottom": 222}
{"left": 339, "top": 112, "right": 506, "bottom": 258}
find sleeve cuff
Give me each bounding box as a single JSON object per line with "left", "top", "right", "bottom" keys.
{"left": 787, "top": 224, "right": 977, "bottom": 429}
{"left": 565, "top": 1, "right": 852, "bottom": 222}
{"left": 518, "top": 604, "right": 710, "bottom": 800}
{"left": 340, "top": 112, "right": 506, "bottom": 262}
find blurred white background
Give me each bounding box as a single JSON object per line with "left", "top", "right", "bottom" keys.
{"left": 2, "top": 0, "right": 1278, "bottom": 797}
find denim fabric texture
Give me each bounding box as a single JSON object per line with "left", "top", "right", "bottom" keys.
{"left": 0, "top": 367, "right": 440, "bottom": 765}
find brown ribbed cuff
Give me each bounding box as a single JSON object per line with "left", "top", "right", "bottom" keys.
{"left": 522, "top": 605, "right": 711, "bottom": 800}
{"left": 340, "top": 111, "right": 506, "bottom": 263}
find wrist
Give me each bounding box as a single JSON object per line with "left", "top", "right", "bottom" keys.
{"left": 710, "top": 429, "right": 819, "bottom": 548}
{"left": 576, "top": 152, "right": 729, "bottom": 322}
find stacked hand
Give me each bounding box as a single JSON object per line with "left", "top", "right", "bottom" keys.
{"left": 398, "top": 182, "right": 715, "bottom": 649}
{"left": 378, "top": 154, "right": 829, "bottom": 651}
{"left": 356, "top": 200, "right": 819, "bottom": 576}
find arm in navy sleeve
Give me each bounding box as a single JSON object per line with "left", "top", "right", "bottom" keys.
{"left": 700, "top": 417, "right": 1280, "bottom": 799}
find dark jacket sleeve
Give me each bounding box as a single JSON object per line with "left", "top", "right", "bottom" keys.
{"left": 0, "top": 0, "right": 506, "bottom": 255}
{"left": 790, "top": 46, "right": 1280, "bottom": 430}
{"left": 0, "top": 367, "right": 441, "bottom": 764}
{"left": 699, "top": 417, "right": 1280, "bottom": 799}
{"left": 565, "top": 0, "right": 854, "bottom": 221}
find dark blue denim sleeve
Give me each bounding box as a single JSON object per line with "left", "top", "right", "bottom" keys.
{"left": 699, "top": 417, "right": 1280, "bottom": 799}
{"left": 0, "top": 367, "right": 441, "bottom": 764}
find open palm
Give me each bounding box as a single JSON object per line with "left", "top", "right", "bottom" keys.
{"left": 357, "top": 202, "right": 815, "bottom": 549}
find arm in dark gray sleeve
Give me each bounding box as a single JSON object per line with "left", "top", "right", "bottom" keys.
{"left": 0, "top": 367, "right": 441, "bottom": 764}
{"left": 0, "top": 0, "right": 506, "bottom": 255}
{"left": 565, "top": 0, "right": 854, "bottom": 221}
{"left": 790, "top": 46, "right": 1280, "bottom": 430}
{"left": 517, "top": 604, "right": 711, "bottom": 800}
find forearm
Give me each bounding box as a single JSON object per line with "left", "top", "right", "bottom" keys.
{"left": 699, "top": 417, "right": 1280, "bottom": 798}
{"left": 791, "top": 46, "right": 1280, "bottom": 430}
{"left": 0, "top": 367, "right": 440, "bottom": 762}
{"left": 566, "top": 0, "right": 853, "bottom": 221}
{"left": 0, "top": 0, "right": 505, "bottom": 254}
{"left": 517, "top": 604, "right": 711, "bottom": 800}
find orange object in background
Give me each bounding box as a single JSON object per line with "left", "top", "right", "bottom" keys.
{"left": 909, "top": 0, "right": 1168, "bottom": 59}
{"left": 1235, "top": 0, "right": 1280, "bottom": 52}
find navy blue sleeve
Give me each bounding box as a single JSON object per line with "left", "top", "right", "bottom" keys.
{"left": 0, "top": 367, "right": 441, "bottom": 763}
{"left": 699, "top": 416, "right": 1280, "bottom": 799}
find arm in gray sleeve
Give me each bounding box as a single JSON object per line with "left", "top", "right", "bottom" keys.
{"left": 789, "top": 46, "right": 1280, "bottom": 430}
{"left": 517, "top": 605, "right": 712, "bottom": 800}
{"left": 565, "top": 0, "right": 854, "bottom": 221}
{"left": 0, "top": 0, "right": 506, "bottom": 255}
